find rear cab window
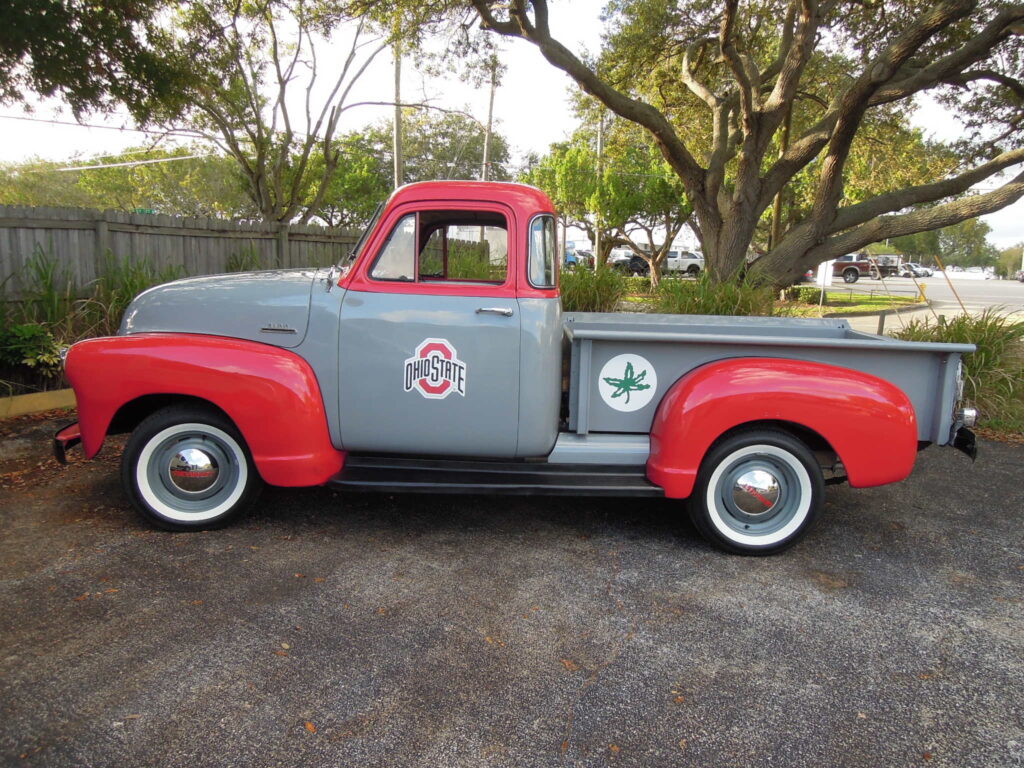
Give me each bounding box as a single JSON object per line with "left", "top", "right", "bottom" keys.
{"left": 528, "top": 215, "right": 557, "bottom": 289}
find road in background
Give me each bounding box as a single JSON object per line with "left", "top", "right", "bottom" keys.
{"left": 826, "top": 274, "right": 1024, "bottom": 333}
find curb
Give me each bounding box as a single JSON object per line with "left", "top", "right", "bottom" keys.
{"left": 0, "top": 388, "right": 76, "bottom": 420}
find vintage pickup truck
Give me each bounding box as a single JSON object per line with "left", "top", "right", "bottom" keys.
{"left": 55, "top": 181, "right": 978, "bottom": 554}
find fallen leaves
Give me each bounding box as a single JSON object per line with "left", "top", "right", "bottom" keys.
{"left": 560, "top": 658, "right": 579, "bottom": 672}
{"left": 304, "top": 721, "right": 317, "bottom": 734}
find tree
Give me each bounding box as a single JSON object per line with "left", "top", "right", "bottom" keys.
{"left": 155, "top": 0, "right": 392, "bottom": 224}
{"left": 0, "top": 0, "right": 187, "bottom": 119}
{"left": 997, "top": 242, "right": 1024, "bottom": 277}
{"left": 0, "top": 148, "right": 256, "bottom": 218}
{"left": 305, "top": 131, "right": 392, "bottom": 229}
{"left": 936, "top": 218, "right": 999, "bottom": 267}
{"left": 454, "top": 0, "right": 1024, "bottom": 286}
{"left": 526, "top": 120, "right": 692, "bottom": 283}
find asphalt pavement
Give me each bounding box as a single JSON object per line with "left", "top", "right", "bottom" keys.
{"left": 1, "top": 414, "right": 1022, "bottom": 767}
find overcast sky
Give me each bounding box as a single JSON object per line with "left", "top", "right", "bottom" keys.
{"left": 0, "top": 2, "right": 1020, "bottom": 248}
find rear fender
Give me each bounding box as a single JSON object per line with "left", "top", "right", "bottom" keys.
{"left": 64, "top": 334, "right": 344, "bottom": 487}
{"left": 646, "top": 358, "right": 917, "bottom": 498}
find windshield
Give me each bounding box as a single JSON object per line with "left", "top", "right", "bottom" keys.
{"left": 341, "top": 201, "right": 385, "bottom": 267}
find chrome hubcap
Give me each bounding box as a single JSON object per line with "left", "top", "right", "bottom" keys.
{"left": 168, "top": 448, "right": 219, "bottom": 493}
{"left": 731, "top": 469, "right": 781, "bottom": 516}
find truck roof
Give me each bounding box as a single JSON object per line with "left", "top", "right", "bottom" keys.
{"left": 387, "top": 181, "right": 556, "bottom": 218}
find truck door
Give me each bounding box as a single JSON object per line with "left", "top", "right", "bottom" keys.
{"left": 337, "top": 204, "right": 522, "bottom": 458}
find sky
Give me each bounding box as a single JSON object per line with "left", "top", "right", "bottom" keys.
{"left": 0, "top": 2, "right": 1021, "bottom": 249}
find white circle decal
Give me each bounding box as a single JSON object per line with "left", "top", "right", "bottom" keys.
{"left": 598, "top": 353, "right": 658, "bottom": 412}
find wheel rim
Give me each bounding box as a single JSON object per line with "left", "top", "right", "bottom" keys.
{"left": 705, "top": 444, "right": 812, "bottom": 546}
{"left": 136, "top": 423, "right": 248, "bottom": 522}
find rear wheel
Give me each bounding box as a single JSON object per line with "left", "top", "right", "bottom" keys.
{"left": 689, "top": 429, "right": 823, "bottom": 555}
{"left": 121, "top": 404, "right": 263, "bottom": 531}
{"left": 843, "top": 268, "right": 859, "bottom": 283}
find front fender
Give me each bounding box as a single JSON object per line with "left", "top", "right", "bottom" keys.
{"left": 646, "top": 357, "right": 917, "bottom": 498}
{"left": 65, "top": 333, "right": 344, "bottom": 487}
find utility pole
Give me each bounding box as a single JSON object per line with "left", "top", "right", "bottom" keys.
{"left": 480, "top": 61, "right": 497, "bottom": 182}
{"left": 392, "top": 41, "right": 404, "bottom": 189}
{"left": 595, "top": 110, "right": 604, "bottom": 269}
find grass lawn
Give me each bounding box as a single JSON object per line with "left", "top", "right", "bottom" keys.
{"left": 779, "top": 291, "right": 920, "bottom": 317}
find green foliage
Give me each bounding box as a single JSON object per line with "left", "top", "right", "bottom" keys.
{"left": 226, "top": 247, "right": 264, "bottom": 273}
{"left": 559, "top": 268, "right": 626, "bottom": 313}
{"left": 17, "top": 245, "right": 76, "bottom": 329}
{"left": 996, "top": 243, "right": 1024, "bottom": 279}
{"left": 0, "top": 323, "right": 63, "bottom": 378}
{"left": 936, "top": 219, "right": 999, "bottom": 268}
{"left": 0, "top": 147, "right": 256, "bottom": 219}
{"left": 622, "top": 276, "right": 652, "bottom": 294}
{"left": 782, "top": 286, "right": 826, "bottom": 304}
{"left": 85, "top": 253, "right": 184, "bottom": 337}
{"left": 653, "top": 273, "right": 776, "bottom": 316}
{"left": 0, "top": 0, "right": 188, "bottom": 120}
{"left": 891, "top": 311, "right": 1024, "bottom": 432}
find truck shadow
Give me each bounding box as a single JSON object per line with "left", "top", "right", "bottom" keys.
{"left": 251, "top": 485, "right": 703, "bottom": 550}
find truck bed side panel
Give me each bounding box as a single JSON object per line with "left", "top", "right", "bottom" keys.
{"left": 566, "top": 313, "right": 970, "bottom": 445}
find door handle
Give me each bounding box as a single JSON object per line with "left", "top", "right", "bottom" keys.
{"left": 475, "top": 307, "right": 514, "bottom": 317}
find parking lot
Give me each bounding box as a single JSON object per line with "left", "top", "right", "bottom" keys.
{"left": 1, "top": 412, "right": 1023, "bottom": 767}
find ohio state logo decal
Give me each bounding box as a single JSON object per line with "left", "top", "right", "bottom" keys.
{"left": 403, "top": 338, "right": 467, "bottom": 399}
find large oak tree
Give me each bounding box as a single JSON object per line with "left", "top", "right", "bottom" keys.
{"left": 457, "top": 0, "right": 1024, "bottom": 285}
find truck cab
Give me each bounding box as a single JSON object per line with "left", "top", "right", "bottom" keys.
{"left": 330, "top": 182, "right": 562, "bottom": 459}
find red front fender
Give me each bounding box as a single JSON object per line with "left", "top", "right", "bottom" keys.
{"left": 646, "top": 358, "right": 918, "bottom": 498}
{"left": 64, "top": 334, "right": 344, "bottom": 487}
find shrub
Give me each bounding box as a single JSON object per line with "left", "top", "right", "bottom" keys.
{"left": 82, "top": 253, "right": 185, "bottom": 337}
{"left": 891, "top": 310, "right": 1024, "bottom": 431}
{"left": 622, "top": 276, "right": 653, "bottom": 294}
{"left": 226, "top": 247, "right": 264, "bottom": 272}
{"left": 0, "top": 323, "right": 63, "bottom": 379}
{"left": 782, "top": 286, "right": 827, "bottom": 304}
{"left": 653, "top": 272, "right": 776, "bottom": 316}
{"left": 560, "top": 267, "right": 626, "bottom": 312}
{"left": 18, "top": 245, "right": 76, "bottom": 329}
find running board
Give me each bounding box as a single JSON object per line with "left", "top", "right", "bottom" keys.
{"left": 330, "top": 455, "right": 664, "bottom": 497}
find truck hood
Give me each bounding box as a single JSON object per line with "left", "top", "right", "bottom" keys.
{"left": 119, "top": 269, "right": 319, "bottom": 349}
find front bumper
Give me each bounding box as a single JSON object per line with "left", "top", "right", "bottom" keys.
{"left": 53, "top": 422, "right": 82, "bottom": 465}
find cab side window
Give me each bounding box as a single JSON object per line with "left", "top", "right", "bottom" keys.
{"left": 370, "top": 210, "right": 508, "bottom": 285}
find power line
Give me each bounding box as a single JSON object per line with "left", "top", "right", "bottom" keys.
{"left": 0, "top": 112, "right": 204, "bottom": 137}
{"left": 51, "top": 154, "right": 209, "bottom": 172}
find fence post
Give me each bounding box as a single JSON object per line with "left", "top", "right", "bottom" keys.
{"left": 94, "top": 212, "right": 110, "bottom": 280}
{"left": 876, "top": 311, "right": 887, "bottom": 335}
{"left": 277, "top": 224, "right": 290, "bottom": 268}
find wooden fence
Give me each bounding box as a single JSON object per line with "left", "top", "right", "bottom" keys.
{"left": 0, "top": 205, "right": 359, "bottom": 297}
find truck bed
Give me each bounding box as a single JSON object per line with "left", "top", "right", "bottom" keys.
{"left": 564, "top": 312, "right": 974, "bottom": 445}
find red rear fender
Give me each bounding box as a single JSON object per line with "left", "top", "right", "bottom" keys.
{"left": 646, "top": 358, "right": 918, "bottom": 498}
{"left": 64, "top": 334, "right": 344, "bottom": 487}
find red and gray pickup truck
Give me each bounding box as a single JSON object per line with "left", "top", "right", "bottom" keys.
{"left": 55, "top": 181, "right": 977, "bottom": 554}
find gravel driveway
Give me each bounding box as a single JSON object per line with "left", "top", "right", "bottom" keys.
{"left": 1, "top": 413, "right": 1022, "bottom": 767}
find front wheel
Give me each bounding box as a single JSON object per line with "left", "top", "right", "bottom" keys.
{"left": 687, "top": 265, "right": 700, "bottom": 276}
{"left": 689, "top": 429, "right": 824, "bottom": 555}
{"left": 843, "top": 268, "right": 859, "bottom": 283}
{"left": 121, "top": 404, "right": 263, "bottom": 531}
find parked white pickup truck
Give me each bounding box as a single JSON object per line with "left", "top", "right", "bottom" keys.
{"left": 665, "top": 250, "right": 704, "bottom": 275}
